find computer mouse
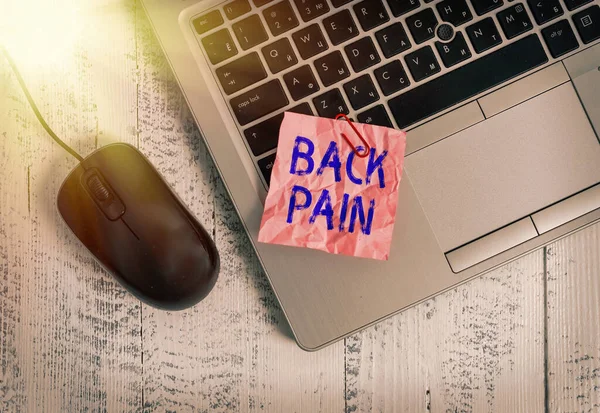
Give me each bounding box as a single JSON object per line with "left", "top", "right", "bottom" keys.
{"left": 57, "top": 143, "right": 219, "bottom": 310}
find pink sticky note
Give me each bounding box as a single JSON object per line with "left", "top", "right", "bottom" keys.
{"left": 258, "top": 112, "right": 407, "bottom": 260}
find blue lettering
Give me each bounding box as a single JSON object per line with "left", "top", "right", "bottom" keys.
{"left": 286, "top": 185, "right": 312, "bottom": 224}
{"left": 366, "top": 148, "right": 388, "bottom": 189}
{"left": 289, "top": 136, "right": 315, "bottom": 176}
{"left": 345, "top": 146, "right": 364, "bottom": 186}
{"left": 316, "top": 141, "right": 342, "bottom": 182}
{"left": 348, "top": 197, "right": 376, "bottom": 235}
{"left": 309, "top": 189, "right": 334, "bottom": 230}
{"left": 338, "top": 193, "right": 350, "bottom": 232}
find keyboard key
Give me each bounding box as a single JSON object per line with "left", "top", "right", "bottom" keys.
{"left": 386, "top": 0, "right": 420, "bottom": 17}
{"left": 388, "top": 34, "right": 548, "bottom": 128}
{"left": 466, "top": 17, "right": 502, "bottom": 53}
{"left": 323, "top": 10, "right": 360, "bottom": 45}
{"left": 313, "top": 89, "right": 350, "bottom": 118}
{"left": 332, "top": 0, "right": 353, "bottom": 6}
{"left": 374, "top": 60, "right": 411, "bottom": 95}
{"left": 232, "top": 14, "right": 269, "bottom": 50}
{"left": 315, "top": 51, "right": 351, "bottom": 87}
{"left": 470, "top": 0, "right": 503, "bottom": 16}
{"left": 258, "top": 153, "right": 276, "bottom": 185}
{"left": 527, "top": 0, "right": 563, "bottom": 25}
{"left": 436, "top": 0, "right": 473, "bottom": 26}
{"left": 293, "top": 0, "right": 330, "bottom": 22}
{"left": 230, "top": 80, "right": 289, "bottom": 125}
{"left": 564, "top": 0, "right": 592, "bottom": 11}
{"left": 292, "top": 24, "right": 329, "bottom": 59}
{"left": 497, "top": 3, "right": 533, "bottom": 39}
{"left": 343, "top": 75, "right": 380, "bottom": 110}
{"left": 263, "top": 1, "right": 299, "bottom": 36}
{"left": 244, "top": 103, "right": 314, "bottom": 157}
{"left": 357, "top": 105, "right": 393, "bottom": 127}
{"left": 353, "top": 0, "right": 390, "bottom": 31}
{"left": 224, "top": 0, "right": 251, "bottom": 20}
{"left": 406, "top": 8, "right": 439, "bottom": 44}
{"left": 254, "top": 0, "right": 276, "bottom": 6}
{"left": 573, "top": 5, "right": 600, "bottom": 44}
{"left": 405, "top": 46, "right": 441, "bottom": 82}
{"left": 244, "top": 115, "right": 284, "bottom": 156}
{"left": 344, "top": 37, "right": 382, "bottom": 72}
{"left": 283, "top": 65, "right": 320, "bottom": 100}
{"left": 542, "top": 19, "right": 579, "bottom": 58}
{"left": 216, "top": 52, "right": 267, "bottom": 95}
{"left": 193, "top": 10, "right": 224, "bottom": 34}
{"left": 376, "top": 23, "right": 412, "bottom": 58}
{"left": 202, "top": 29, "right": 238, "bottom": 64}
{"left": 435, "top": 32, "right": 472, "bottom": 67}
{"left": 262, "top": 38, "right": 298, "bottom": 74}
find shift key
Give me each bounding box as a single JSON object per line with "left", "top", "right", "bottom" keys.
{"left": 230, "top": 80, "right": 289, "bottom": 125}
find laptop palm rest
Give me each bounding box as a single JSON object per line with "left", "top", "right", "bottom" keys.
{"left": 405, "top": 82, "right": 600, "bottom": 256}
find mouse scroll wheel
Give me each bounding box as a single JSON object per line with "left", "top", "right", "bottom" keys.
{"left": 87, "top": 174, "right": 111, "bottom": 201}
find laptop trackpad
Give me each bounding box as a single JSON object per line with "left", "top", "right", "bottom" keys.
{"left": 405, "top": 82, "right": 600, "bottom": 252}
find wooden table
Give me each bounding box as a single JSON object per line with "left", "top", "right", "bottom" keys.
{"left": 1, "top": 1, "right": 599, "bottom": 411}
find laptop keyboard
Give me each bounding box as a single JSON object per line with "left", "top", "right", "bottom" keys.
{"left": 190, "top": 0, "right": 600, "bottom": 187}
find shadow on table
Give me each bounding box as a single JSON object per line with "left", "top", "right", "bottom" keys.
{"left": 179, "top": 107, "right": 296, "bottom": 343}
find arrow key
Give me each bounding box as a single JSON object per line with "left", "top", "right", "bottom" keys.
{"left": 343, "top": 74, "right": 380, "bottom": 110}
{"left": 244, "top": 103, "right": 314, "bottom": 157}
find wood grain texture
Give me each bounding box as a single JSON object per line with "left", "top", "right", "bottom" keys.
{"left": 0, "top": 58, "right": 31, "bottom": 411}
{"left": 135, "top": 8, "right": 345, "bottom": 412}
{"left": 2, "top": 1, "right": 600, "bottom": 412}
{"left": 547, "top": 223, "right": 600, "bottom": 413}
{"left": 1, "top": 2, "right": 142, "bottom": 412}
{"left": 345, "top": 252, "right": 546, "bottom": 413}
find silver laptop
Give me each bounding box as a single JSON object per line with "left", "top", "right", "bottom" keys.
{"left": 140, "top": 0, "right": 600, "bottom": 350}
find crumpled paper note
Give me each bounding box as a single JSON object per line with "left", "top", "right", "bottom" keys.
{"left": 258, "top": 112, "right": 407, "bottom": 260}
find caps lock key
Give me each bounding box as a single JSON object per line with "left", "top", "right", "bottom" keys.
{"left": 230, "top": 80, "right": 289, "bottom": 125}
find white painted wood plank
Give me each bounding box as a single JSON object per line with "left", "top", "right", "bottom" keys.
{"left": 0, "top": 57, "right": 32, "bottom": 412}
{"left": 345, "top": 251, "right": 546, "bottom": 413}
{"left": 1, "top": 1, "right": 142, "bottom": 411}
{"left": 135, "top": 9, "right": 345, "bottom": 412}
{"left": 547, "top": 223, "right": 600, "bottom": 412}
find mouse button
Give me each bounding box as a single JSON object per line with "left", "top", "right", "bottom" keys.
{"left": 87, "top": 145, "right": 174, "bottom": 205}
{"left": 80, "top": 168, "right": 125, "bottom": 221}
{"left": 58, "top": 165, "right": 103, "bottom": 236}
{"left": 57, "top": 164, "right": 86, "bottom": 218}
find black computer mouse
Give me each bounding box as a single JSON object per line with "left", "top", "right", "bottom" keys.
{"left": 57, "top": 143, "right": 219, "bottom": 310}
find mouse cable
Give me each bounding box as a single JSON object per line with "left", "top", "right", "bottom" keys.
{"left": 1, "top": 45, "right": 85, "bottom": 163}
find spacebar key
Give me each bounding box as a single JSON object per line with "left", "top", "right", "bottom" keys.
{"left": 389, "top": 35, "right": 548, "bottom": 128}
{"left": 230, "top": 80, "right": 289, "bottom": 126}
